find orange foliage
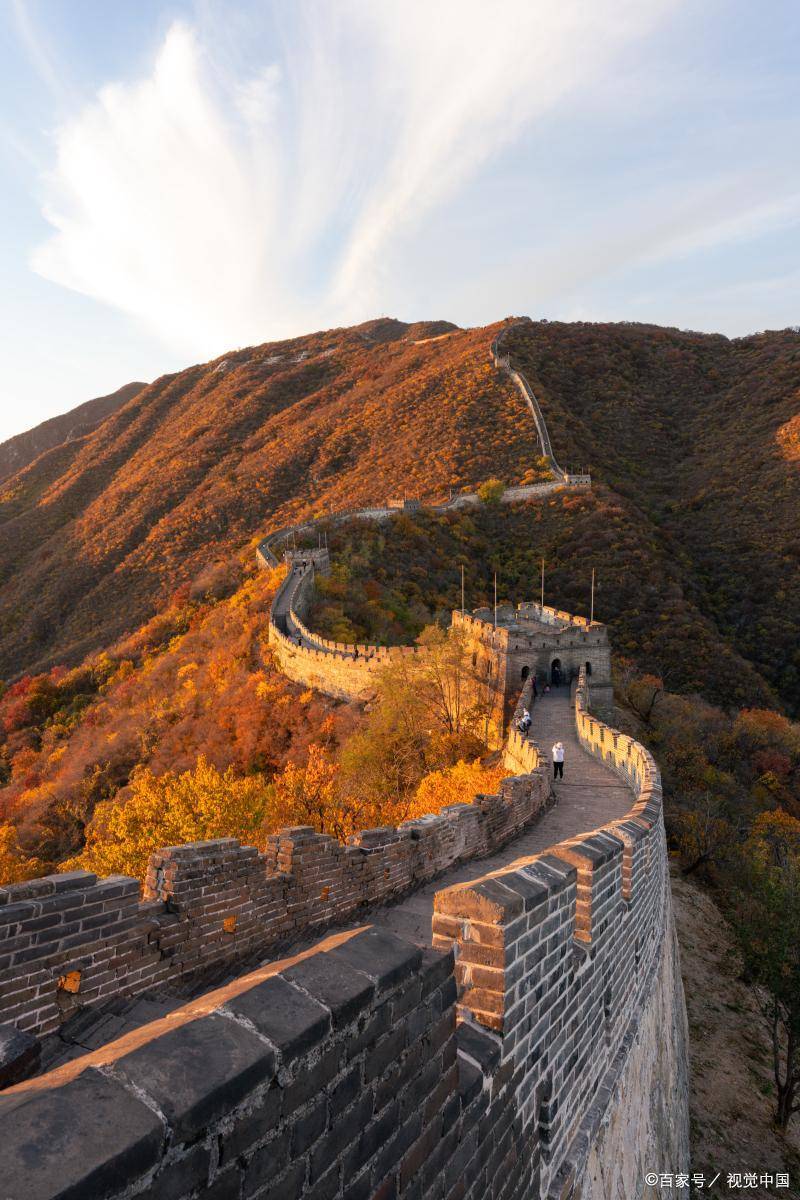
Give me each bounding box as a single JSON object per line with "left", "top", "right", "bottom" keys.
{"left": 407, "top": 759, "right": 505, "bottom": 820}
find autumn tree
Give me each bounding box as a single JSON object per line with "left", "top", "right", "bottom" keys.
{"left": 265, "top": 745, "right": 349, "bottom": 839}
{"left": 407, "top": 758, "right": 505, "bottom": 821}
{"left": 477, "top": 478, "right": 505, "bottom": 505}
{"left": 0, "top": 823, "right": 44, "bottom": 886}
{"left": 67, "top": 756, "right": 270, "bottom": 882}
{"left": 617, "top": 663, "right": 666, "bottom": 726}
{"left": 672, "top": 794, "right": 738, "bottom": 876}
{"left": 725, "top": 810, "right": 800, "bottom": 1130}
{"left": 339, "top": 625, "right": 494, "bottom": 821}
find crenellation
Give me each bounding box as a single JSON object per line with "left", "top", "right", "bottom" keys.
{"left": 0, "top": 740, "right": 548, "bottom": 1041}
{"left": 425, "top": 663, "right": 687, "bottom": 1195}
{"left": 0, "top": 326, "right": 690, "bottom": 1195}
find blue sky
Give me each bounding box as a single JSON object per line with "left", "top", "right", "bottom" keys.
{"left": 1, "top": 0, "right": 798, "bottom": 442}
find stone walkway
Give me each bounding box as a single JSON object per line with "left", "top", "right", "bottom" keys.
{"left": 272, "top": 566, "right": 309, "bottom": 642}
{"left": 35, "top": 689, "right": 632, "bottom": 1075}
{"left": 364, "top": 686, "right": 633, "bottom": 946}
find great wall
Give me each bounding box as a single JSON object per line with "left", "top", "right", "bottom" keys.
{"left": 0, "top": 320, "right": 690, "bottom": 1199}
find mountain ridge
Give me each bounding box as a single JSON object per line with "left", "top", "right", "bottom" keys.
{"left": 0, "top": 315, "right": 798, "bottom": 715}
{"left": 0, "top": 380, "right": 147, "bottom": 485}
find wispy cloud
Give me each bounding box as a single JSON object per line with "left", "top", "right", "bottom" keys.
{"left": 11, "top": 0, "right": 71, "bottom": 104}
{"left": 31, "top": 0, "right": 677, "bottom": 358}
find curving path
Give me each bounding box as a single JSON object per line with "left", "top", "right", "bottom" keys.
{"left": 271, "top": 563, "right": 314, "bottom": 645}
{"left": 37, "top": 686, "right": 634, "bottom": 1076}
{"left": 358, "top": 686, "right": 633, "bottom": 946}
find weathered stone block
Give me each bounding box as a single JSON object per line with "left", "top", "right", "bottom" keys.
{"left": 0, "top": 1022, "right": 40, "bottom": 1088}
{"left": 281, "top": 949, "right": 374, "bottom": 1025}
{"left": 112, "top": 1013, "right": 275, "bottom": 1143}
{"left": 224, "top": 975, "right": 330, "bottom": 1063}
{"left": 328, "top": 928, "right": 421, "bottom": 991}
{"left": 0, "top": 1065, "right": 162, "bottom": 1197}
{"left": 134, "top": 1141, "right": 211, "bottom": 1200}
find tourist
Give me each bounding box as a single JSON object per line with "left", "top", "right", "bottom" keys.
{"left": 519, "top": 708, "right": 531, "bottom": 734}
{"left": 552, "top": 741, "right": 565, "bottom": 779}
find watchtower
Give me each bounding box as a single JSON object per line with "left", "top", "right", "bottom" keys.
{"left": 452, "top": 601, "right": 614, "bottom": 739}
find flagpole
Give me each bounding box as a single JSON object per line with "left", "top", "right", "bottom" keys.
{"left": 590, "top": 567, "right": 595, "bottom": 624}
{"left": 494, "top": 573, "right": 497, "bottom": 629}
{"left": 461, "top": 564, "right": 465, "bottom": 618}
{"left": 540, "top": 557, "right": 544, "bottom": 608}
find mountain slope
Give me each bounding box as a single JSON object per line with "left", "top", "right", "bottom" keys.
{"left": 504, "top": 320, "right": 800, "bottom": 713}
{"left": 0, "top": 318, "right": 543, "bottom": 675}
{"left": 1, "top": 314, "right": 799, "bottom": 880}
{"left": 0, "top": 315, "right": 798, "bottom": 719}
{"left": 0, "top": 381, "right": 146, "bottom": 484}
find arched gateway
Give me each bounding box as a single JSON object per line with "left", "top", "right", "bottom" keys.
{"left": 451, "top": 599, "right": 614, "bottom": 745}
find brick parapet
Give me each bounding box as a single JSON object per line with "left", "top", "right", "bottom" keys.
{"left": 0, "top": 733, "right": 547, "bottom": 1038}
{"left": 432, "top": 666, "right": 669, "bottom": 1196}
{"left": 288, "top": 572, "right": 424, "bottom": 666}
{"left": 2, "top": 925, "right": 542, "bottom": 1200}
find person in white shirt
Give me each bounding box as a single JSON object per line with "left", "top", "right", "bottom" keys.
{"left": 552, "top": 741, "right": 565, "bottom": 779}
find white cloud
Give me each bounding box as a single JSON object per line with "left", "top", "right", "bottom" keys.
{"left": 30, "top": 0, "right": 677, "bottom": 358}
{"left": 235, "top": 64, "right": 282, "bottom": 128}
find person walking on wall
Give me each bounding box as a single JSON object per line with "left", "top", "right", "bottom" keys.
{"left": 552, "top": 741, "right": 565, "bottom": 779}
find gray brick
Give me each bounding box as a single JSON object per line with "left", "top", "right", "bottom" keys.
{"left": 113, "top": 1014, "right": 275, "bottom": 1143}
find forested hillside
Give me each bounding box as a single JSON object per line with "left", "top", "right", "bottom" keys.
{"left": 1, "top": 314, "right": 799, "bottom": 885}
{"left": 2, "top": 316, "right": 797, "bottom": 711}
{"left": 0, "top": 380, "right": 145, "bottom": 484}
{"left": 504, "top": 320, "right": 800, "bottom": 713}
{"left": 304, "top": 500, "right": 776, "bottom": 710}
{"left": 0, "top": 317, "right": 538, "bottom": 677}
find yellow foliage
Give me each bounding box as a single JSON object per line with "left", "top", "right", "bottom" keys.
{"left": 66, "top": 756, "right": 270, "bottom": 882}
{"left": 747, "top": 808, "right": 800, "bottom": 867}
{"left": 266, "top": 745, "right": 345, "bottom": 838}
{"left": 0, "top": 824, "right": 45, "bottom": 885}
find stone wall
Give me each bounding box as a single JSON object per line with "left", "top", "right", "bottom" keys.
{"left": 430, "top": 668, "right": 690, "bottom": 1197}
{"left": 268, "top": 561, "right": 428, "bottom": 702}
{"left": 502, "top": 676, "right": 546, "bottom": 777}
{"left": 491, "top": 321, "right": 564, "bottom": 479}
{"left": 0, "top": 670, "right": 689, "bottom": 1200}
{"left": 452, "top": 605, "right": 614, "bottom": 726}
{"left": 1, "top": 926, "right": 543, "bottom": 1200}
{"left": 579, "top": 905, "right": 690, "bottom": 1200}
{"left": 0, "top": 765, "right": 547, "bottom": 1040}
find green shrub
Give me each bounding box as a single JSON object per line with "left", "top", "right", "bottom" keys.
{"left": 477, "top": 478, "right": 505, "bottom": 505}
